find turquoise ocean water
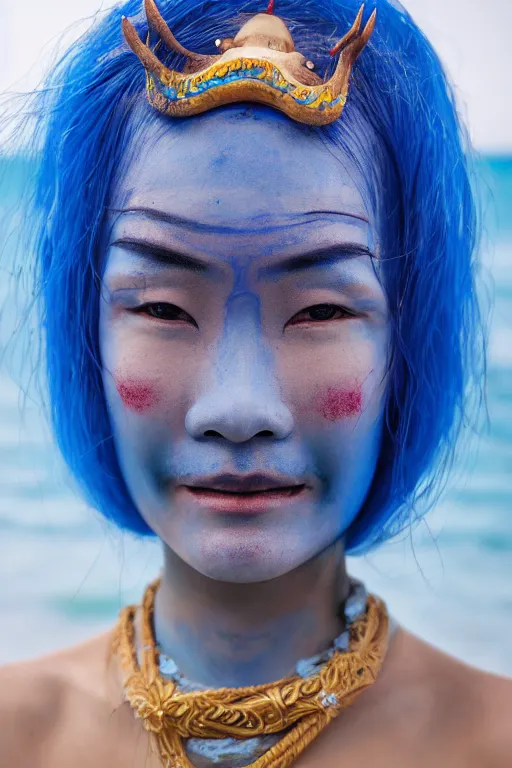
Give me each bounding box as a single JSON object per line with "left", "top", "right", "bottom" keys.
{"left": 0, "top": 156, "right": 511, "bottom": 672}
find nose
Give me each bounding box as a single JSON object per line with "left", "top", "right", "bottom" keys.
{"left": 185, "top": 388, "right": 294, "bottom": 442}
{"left": 185, "top": 292, "right": 294, "bottom": 443}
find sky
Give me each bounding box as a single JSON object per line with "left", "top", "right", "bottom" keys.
{"left": 1, "top": 0, "right": 511, "bottom": 153}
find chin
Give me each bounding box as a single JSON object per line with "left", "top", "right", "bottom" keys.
{"left": 184, "top": 529, "right": 306, "bottom": 583}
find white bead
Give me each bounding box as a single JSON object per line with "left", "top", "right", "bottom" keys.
{"left": 344, "top": 583, "right": 367, "bottom": 623}
{"left": 320, "top": 691, "right": 339, "bottom": 707}
{"left": 159, "top": 654, "right": 179, "bottom": 676}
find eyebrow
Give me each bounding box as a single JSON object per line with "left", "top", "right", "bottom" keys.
{"left": 110, "top": 237, "right": 210, "bottom": 273}
{"left": 258, "top": 243, "right": 375, "bottom": 279}
{"left": 111, "top": 237, "right": 375, "bottom": 278}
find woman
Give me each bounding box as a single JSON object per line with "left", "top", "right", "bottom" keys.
{"left": 1, "top": 0, "right": 511, "bottom": 765}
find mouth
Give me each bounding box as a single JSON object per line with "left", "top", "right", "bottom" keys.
{"left": 178, "top": 474, "right": 308, "bottom": 514}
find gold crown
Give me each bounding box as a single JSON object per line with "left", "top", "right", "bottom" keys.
{"left": 122, "top": 0, "right": 376, "bottom": 126}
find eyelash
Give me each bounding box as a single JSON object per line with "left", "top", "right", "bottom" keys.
{"left": 133, "top": 302, "right": 199, "bottom": 327}
{"left": 287, "top": 303, "right": 356, "bottom": 325}
{"left": 132, "top": 302, "right": 355, "bottom": 327}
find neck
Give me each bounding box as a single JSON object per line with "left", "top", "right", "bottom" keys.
{"left": 153, "top": 541, "right": 349, "bottom": 689}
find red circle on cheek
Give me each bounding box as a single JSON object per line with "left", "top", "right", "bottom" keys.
{"left": 114, "top": 377, "right": 158, "bottom": 413}
{"left": 315, "top": 386, "right": 362, "bottom": 422}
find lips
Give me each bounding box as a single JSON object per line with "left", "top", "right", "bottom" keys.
{"left": 183, "top": 473, "right": 305, "bottom": 494}
{"left": 178, "top": 474, "right": 308, "bottom": 514}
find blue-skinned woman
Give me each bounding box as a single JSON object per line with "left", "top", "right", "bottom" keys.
{"left": 1, "top": 0, "right": 511, "bottom": 766}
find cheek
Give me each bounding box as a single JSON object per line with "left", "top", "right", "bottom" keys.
{"left": 313, "top": 385, "right": 362, "bottom": 422}
{"left": 114, "top": 376, "right": 159, "bottom": 413}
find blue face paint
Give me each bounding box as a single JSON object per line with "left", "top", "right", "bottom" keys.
{"left": 189, "top": 256, "right": 291, "bottom": 444}
{"left": 100, "top": 106, "right": 390, "bottom": 583}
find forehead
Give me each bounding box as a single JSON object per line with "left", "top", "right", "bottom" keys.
{"left": 112, "top": 105, "right": 372, "bottom": 229}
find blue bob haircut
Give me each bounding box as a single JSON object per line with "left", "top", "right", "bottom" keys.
{"left": 5, "top": 0, "right": 485, "bottom": 554}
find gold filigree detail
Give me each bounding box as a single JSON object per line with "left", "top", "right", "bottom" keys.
{"left": 112, "top": 579, "right": 390, "bottom": 767}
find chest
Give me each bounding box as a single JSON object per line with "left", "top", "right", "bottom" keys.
{"left": 62, "top": 721, "right": 480, "bottom": 768}
{"left": 45, "top": 691, "right": 481, "bottom": 768}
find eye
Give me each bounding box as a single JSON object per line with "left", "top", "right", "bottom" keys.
{"left": 287, "top": 303, "right": 356, "bottom": 326}
{"left": 133, "top": 302, "right": 198, "bottom": 327}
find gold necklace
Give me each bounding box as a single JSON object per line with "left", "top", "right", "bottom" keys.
{"left": 112, "top": 579, "right": 390, "bottom": 768}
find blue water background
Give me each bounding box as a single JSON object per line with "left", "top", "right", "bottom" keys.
{"left": 0, "top": 156, "right": 511, "bottom": 671}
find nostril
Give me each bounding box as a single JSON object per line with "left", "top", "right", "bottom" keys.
{"left": 203, "top": 428, "right": 274, "bottom": 439}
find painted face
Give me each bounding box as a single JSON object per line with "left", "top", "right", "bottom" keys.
{"left": 99, "top": 106, "right": 390, "bottom": 582}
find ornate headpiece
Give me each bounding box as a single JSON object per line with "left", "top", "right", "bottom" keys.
{"left": 122, "top": 0, "right": 376, "bottom": 126}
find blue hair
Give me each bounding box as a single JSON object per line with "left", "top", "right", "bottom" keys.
{"left": 3, "top": 0, "right": 485, "bottom": 554}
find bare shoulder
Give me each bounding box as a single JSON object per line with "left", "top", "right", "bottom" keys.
{"left": 397, "top": 628, "right": 512, "bottom": 767}
{"left": 0, "top": 631, "right": 119, "bottom": 767}
{"left": 292, "top": 628, "right": 512, "bottom": 768}
{"left": 466, "top": 661, "right": 512, "bottom": 767}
